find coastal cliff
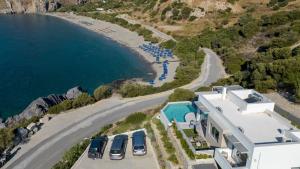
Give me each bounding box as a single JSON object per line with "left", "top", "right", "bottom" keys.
{"left": 2, "top": 86, "right": 84, "bottom": 127}
{"left": 1, "top": 0, "right": 85, "bottom": 13}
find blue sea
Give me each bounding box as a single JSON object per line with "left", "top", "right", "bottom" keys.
{"left": 0, "top": 14, "right": 154, "bottom": 119}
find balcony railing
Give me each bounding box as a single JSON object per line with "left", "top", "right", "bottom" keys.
{"left": 214, "top": 148, "right": 247, "bottom": 169}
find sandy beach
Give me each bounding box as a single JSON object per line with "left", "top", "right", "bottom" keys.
{"left": 47, "top": 12, "right": 179, "bottom": 87}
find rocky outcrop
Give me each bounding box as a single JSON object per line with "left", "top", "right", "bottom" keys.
{"left": 4, "top": 86, "right": 85, "bottom": 127}
{"left": 0, "top": 118, "right": 5, "bottom": 129}
{"left": 20, "top": 94, "right": 66, "bottom": 119}
{"left": 5, "top": 0, "right": 81, "bottom": 13}
{"left": 66, "top": 86, "right": 84, "bottom": 99}
{"left": 6, "top": 0, "right": 58, "bottom": 13}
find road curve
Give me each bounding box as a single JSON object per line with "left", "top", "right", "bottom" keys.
{"left": 4, "top": 48, "right": 225, "bottom": 169}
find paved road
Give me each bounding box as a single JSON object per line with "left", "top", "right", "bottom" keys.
{"left": 5, "top": 48, "right": 225, "bottom": 169}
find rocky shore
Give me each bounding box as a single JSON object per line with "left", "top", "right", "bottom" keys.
{"left": 1, "top": 86, "right": 85, "bottom": 128}
{"left": 0, "top": 0, "right": 87, "bottom": 14}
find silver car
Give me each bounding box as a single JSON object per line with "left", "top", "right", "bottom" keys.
{"left": 109, "top": 134, "right": 128, "bottom": 160}
{"left": 132, "top": 131, "right": 147, "bottom": 156}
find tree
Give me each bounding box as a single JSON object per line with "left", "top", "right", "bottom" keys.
{"left": 181, "top": 7, "right": 192, "bottom": 20}
{"left": 93, "top": 85, "right": 113, "bottom": 101}
{"left": 238, "top": 14, "right": 259, "bottom": 38}
{"left": 292, "top": 46, "right": 300, "bottom": 57}
{"left": 0, "top": 128, "right": 13, "bottom": 151}
{"left": 168, "top": 88, "right": 196, "bottom": 102}
{"left": 160, "top": 40, "right": 176, "bottom": 49}
{"left": 272, "top": 47, "right": 291, "bottom": 60}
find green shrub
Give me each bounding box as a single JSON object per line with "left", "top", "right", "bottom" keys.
{"left": 144, "top": 123, "right": 155, "bottom": 141}
{"left": 160, "top": 40, "right": 176, "bottom": 49}
{"left": 292, "top": 46, "right": 300, "bottom": 57}
{"left": 196, "top": 86, "right": 211, "bottom": 92}
{"left": 93, "top": 85, "right": 113, "bottom": 101}
{"left": 227, "top": 0, "right": 239, "bottom": 4}
{"left": 195, "top": 154, "right": 212, "bottom": 159}
{"left": 48, "top": 100, "right": 73, "bottom": 114}
{"left": 52, "top": 139, "right": 90, "bottom": 169}
{"left": 124, "top": 112, "right": 147, "bottom": 124}
{"left": 267, "top": 0, "right": 290, "bottom": 9}
{"left": 168, "top": 154, "right": 179, "bottom": 164}
{"left": 271, "top": 47, "right": 291, "bottom": 60}
{"left": 153, "top": 119, "right": 178, "bottom": 164}
{"left": 52, "top": 124, "right": 112, "bottom": 169}
{"left": 168, "top": 88, "right": 196, "bottom": 102}
{"left": 93, "top": 124, "right": 113, "bottom": 138}
{"left": 181, "top": 7, "right": 192, "bottom": 19}
{"left": 72, "top": 93, "right": 95, "bottom": 108}
{"left": 189, "top": 16, "right": 197, "bottom": 21}
{"left": 183, "top": 129, "right": 197, "bottom": 138}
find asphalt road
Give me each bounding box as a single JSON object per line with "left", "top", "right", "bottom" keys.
{"left": 5, "top": 48, "right": 225, "bottom": 169}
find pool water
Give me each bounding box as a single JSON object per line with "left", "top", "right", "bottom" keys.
{"left": 163, "top": 103, "right": 196, "bottom": 122}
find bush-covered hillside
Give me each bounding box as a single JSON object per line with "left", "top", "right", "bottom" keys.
{"left": 201, "top": 9, "right": 300, "bottom": 101}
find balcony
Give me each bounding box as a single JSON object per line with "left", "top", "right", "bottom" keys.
{"left": 214, "top": 148, "right": 247, "bottom": 169}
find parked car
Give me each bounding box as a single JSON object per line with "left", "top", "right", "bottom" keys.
{"left": 88, "top": 136, "right": 108, "bottom": 159}
{"left": 132, "top": 130, "right": 147, "bottom": 156}
{"left": 109, "top": 134, "right": 128, "bottom": 160}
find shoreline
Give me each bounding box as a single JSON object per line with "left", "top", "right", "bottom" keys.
{"left": 46, "top": 12, "right": 179, "bottom": 87}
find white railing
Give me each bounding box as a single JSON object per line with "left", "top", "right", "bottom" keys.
{"left": 215, "top": 148, "right": 234, "bottom": 169}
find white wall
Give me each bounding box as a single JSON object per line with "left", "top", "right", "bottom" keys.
{"left": 242, "top": 103, "right": 275, "bottom": 114}
{"left": 160, "top": 110, "right": 171, "bottom": 129}
{"left": 250, "top": 143, "right": 300, "bottom": 169}
{"left": 227, "top": 90, "right": 275, "bottom": 114}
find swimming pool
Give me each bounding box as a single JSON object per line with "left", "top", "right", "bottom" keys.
{"left": 162, "top": 102, "right": 197, "bottom": 122}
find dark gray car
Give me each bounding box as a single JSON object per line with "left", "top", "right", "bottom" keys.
{"left": 88, "top": 136, "right": 108, "bottom": 159}
{"left": 109, "top": 134, "right": 128, "bottom": 160}
{"left": 132, "top": 130, "right": 147, "bottom": 156}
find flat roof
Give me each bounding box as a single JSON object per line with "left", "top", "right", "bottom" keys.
{"left": 230, "top": 90, "right": 272, "bottom": 104}
{"left": 203, "top": 94, "right": 290, "bottom": 144}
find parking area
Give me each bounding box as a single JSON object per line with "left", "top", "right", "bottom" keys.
{"left": 72, "top": 129, "right": 160, "bottom": 169}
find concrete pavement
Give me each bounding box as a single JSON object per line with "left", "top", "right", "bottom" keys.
{"left": 4, "top": 48, "right": 225, "bottom": 169}
{"left": 72, "top": 129, "right": 159, "bottom": 169}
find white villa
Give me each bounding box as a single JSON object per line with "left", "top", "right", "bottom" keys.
{"left": 161, "top": 86, "right": 300, "bottom": 169}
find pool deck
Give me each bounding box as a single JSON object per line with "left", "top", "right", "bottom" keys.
{"left": 160, "top": 101, "right": 195, "bottom": 128}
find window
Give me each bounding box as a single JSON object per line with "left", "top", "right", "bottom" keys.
{"left": 211, "top": 125, "right": 220, "bottom": 142}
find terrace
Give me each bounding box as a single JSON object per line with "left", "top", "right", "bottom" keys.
{"left": 160, "top": 101, "right": 213, "bottom": 157}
